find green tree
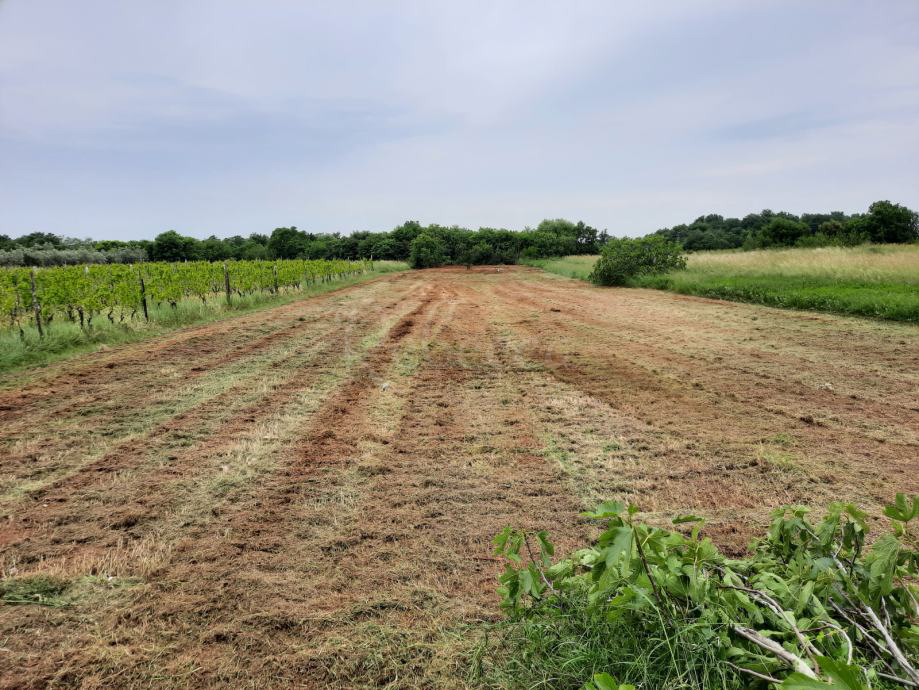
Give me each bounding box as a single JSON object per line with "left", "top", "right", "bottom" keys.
{"left": 758, "top": 217, "right": 809, "bottom": 247}
{"left": 408, "top": 232, "right": 446, "bottom": 269}
{"left": 149, "top": 230, "right": 200, "bottom": 262}
{"left": 391, "top": 220, "right": 424, "bottom": 258}
{"left": 267, "top": 226, "right": 307, "bottom": 259}
{"left": 863, "top": 200, "right": 919, "bottom": 243}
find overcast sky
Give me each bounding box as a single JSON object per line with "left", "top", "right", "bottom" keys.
{"left": 1, "top": 1, "right": 917, "bottom": 240}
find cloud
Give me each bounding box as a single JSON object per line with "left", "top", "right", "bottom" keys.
{"left": 0, "top": 1, "right": 917, "bottom": 239}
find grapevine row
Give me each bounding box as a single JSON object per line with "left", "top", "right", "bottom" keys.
{"left": 0, "top": 258, "right": 369, "bottom": 334}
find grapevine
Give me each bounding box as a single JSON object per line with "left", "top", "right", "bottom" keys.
{"left": 0, "top": 259, "right": 369, "bottom": 335}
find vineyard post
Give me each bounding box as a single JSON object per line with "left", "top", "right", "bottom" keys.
{"left": 223, "top": 262, "right": 232, "bottom": 305}
{"left": 272, "top": 263, "right": 279, "bottom": 294}
{"left": 29, "top": 268, "right": 44, "bottom": 338}
{"left": 138, "top": 267, "right": 149, "bottom": 322}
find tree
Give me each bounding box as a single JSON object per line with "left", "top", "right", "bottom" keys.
{"left": 573, "top": 221, "right": 600, "bottom": 253}
{"left": 862, "top": 200, "right": 918, "bottom": 243}
{"left": 370, "top": 237, "right": 399, "bottom": 260}
{"left": 467, "top": 241, "right": 493, "bottom": 265}
{"left": 15, "top": 232, "right": 63, "bottom": 248}
{"left": 408, "top": 232, "right": 446, "bottom": 269}
{"left": 267, "top": 226, "right": 307, "bottom": 259}
{"left": 391, "top": 221, "right": 424, "bottom": 258}
{"left": 757, "top": 217, "right": 808, "bottom": 247}
{"left": 149, "top": 230, "right": 200, "bottom": 262}
{"left": 200, "top": 235, "right": 232, "bottom": 261}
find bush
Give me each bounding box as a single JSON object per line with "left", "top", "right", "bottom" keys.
{"left": 589, "top": 236, "right": 686, "bottom": 286}
{"left": 482, "top": 496, "right": 919, "bottom": 689}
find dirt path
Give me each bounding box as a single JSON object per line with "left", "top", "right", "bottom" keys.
{"left": 1, "top": 266, "right": 917, "bottom": 688}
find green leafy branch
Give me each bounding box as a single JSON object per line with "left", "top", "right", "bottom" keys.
{"left": 493, "top": 495, "right": 919, "bottom": 688}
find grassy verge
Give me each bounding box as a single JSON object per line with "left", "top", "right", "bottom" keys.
{"left": 527, "top": 246, "right": 919, "bottom": 322}
{"left": 0, "top": 261, "right": 408, "bottom": 376}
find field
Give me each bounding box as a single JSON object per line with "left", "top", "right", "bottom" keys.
{"left": 1, "top": 266, "right": 918, "bottom": 688}
{"left": 529, "top": 244, "right": 919, "bottom": 321}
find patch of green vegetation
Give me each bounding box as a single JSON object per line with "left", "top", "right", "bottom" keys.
{"left": 522, "top": 255, "right": 598, "bottom": 281}
{"left": 1, "top": 575, "right": 70, "bottom": 606}
{"left": 0, "top": 574, "right": 142, "bottom": 608}
{"left": 768, "top": 433, "right": 795, "bottom": 447}
{"left": 758, "top": 447, "right": 803, "bottom": 473}
{"left": 477, "top": 497, "right": 919, "bottom": 689}
{"left": 474, "top": 586, "right": 729, "bottom": 689}
{"left": 633, "top": 271, "right": 919, "bottom": 322}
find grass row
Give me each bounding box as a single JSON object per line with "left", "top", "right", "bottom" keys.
{"left": 527, "top": 245, "right": 919, "bottom": 322}
{"left": 0, "top": 261, "right": 408, "bottom": 378}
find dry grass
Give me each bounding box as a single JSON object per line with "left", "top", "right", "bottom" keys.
{"left": 686, "top": 244, "right": 919, "bottom": 284}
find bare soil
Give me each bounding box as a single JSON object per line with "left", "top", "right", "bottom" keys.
{"left": 1, "top": 267, "right": 917, "bottom": 688}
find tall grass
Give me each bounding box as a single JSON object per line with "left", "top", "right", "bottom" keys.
{"left": 0, "top": 261, "right": 407, "bottom": 377}
{"left": 528, "top": 246, "right": 919, "bottom": 322}
{"left": 681, "top": 244, "right": 919, "bottom": 285}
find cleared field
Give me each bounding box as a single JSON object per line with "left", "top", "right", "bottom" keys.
{"left": 1, "top": 266, "right": 917, "bottom": 688}
{"left": 530, "top": 244, "right": 919, "bottom": 321}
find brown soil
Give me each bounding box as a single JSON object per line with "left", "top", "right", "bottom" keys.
{"left": 1, "top": 266, "right": 917, "bottom": 688}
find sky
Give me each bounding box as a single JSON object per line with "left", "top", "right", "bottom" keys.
{"left": 1, "top": 1, "right": 918, "bottom": 241}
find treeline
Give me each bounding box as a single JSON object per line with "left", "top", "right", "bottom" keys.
{"left": 4, "top": 199, "right": 914, "bottom": 269}
{"left": 653, "top": 200, "right": 918, "bottom": 251}
{"left": 0, "top": 233, "right": 148, "bottom": 267}
{"left": 0, "top": 219, "right": 605, "bottom": 267}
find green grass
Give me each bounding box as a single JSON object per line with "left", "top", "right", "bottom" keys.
{"left": 528, "top": 245, "right": 919, "bottom": 322}
{"left": 0, "top": 261, "right": 408, "bottom": 376}
{"left": 472, "top": 588, "right": 735, "bottom": 689}
{"left": 522, "top": 255, "right": 598, "bottom": 281}
{"left": 0, "top": 575, "right": 71, "bottom": 607}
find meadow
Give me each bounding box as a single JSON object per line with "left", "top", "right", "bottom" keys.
{"left": 528, "top": 244, "right": 919, "bottom": 322}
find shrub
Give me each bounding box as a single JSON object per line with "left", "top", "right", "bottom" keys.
{"left": 482, "top": 497, "right": 919, "bottom": 689}
{"left": 589, "top": 236, "right": 686, "bottom": 286}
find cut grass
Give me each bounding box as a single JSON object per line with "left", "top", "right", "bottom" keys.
{"left": 0, "top": 574, "right": 70, "bottom": 607}
{"left": 0, "top": 261, "right": 408, "bottom": 375}
{"left": 528, "top": 246, "right": 919, "bottom": 322}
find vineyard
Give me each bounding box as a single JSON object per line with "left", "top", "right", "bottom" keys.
{"left": 0, "top": 259, "right": 369, "bottom": 335}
